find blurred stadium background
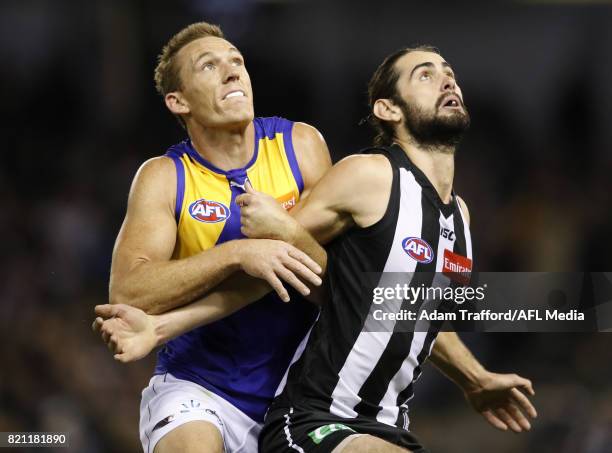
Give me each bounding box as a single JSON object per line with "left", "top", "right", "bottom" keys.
{"left": 1, "top": 0, "right": 611, "bottom": 451}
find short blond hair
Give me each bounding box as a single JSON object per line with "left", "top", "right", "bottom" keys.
{"left": 154, "top": 22, "right": 224, "bottom": 97}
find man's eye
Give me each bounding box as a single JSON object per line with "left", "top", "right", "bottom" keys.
{"left": 232, "top": 59, "right": 244, "bottom": 66}
{"left": 202, "top": 63, "right": 215, "bottom": 71}
{"left": 419, "top": 72, "right": 431, "bottom": 81}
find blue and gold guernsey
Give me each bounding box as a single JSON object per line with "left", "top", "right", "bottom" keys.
{"left": 155, "top": 117, "right": 318, "bottom": 423}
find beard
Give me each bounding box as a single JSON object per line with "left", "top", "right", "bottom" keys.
{"left": 394, "top": 94, "right": 470, "bottom": 150}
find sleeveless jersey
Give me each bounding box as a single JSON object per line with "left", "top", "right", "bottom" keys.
{"left": 273, "top": 144, "right": 473, "bottom": 429}
{"left": 155, "top": 117, "right": 318, "bottom": 422}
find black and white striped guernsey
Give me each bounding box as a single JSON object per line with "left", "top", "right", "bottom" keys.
{"left": 272, "top": 144, "right": 473, "bottom": 430}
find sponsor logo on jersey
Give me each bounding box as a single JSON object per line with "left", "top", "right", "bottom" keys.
{"left": 402, "top": 237, "right": 434, "bottom": 263}
{"left": 189, "top": 199, "right": 230, "bottom": 223}
{"left": 308, "top": 424, "right": 355, "bottom": 445}
{"left": 276, "top": 191, "right": 297, "bottom": 210}
{"left": 440, "top": 227, "right": 455, "bottom": 241}
{"left": 442, "top": 249, "right": 472, "bottom": 285}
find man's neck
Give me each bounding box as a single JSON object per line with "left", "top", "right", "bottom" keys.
{"left": 394, "top": 136, "right": 455, "bottom": 204}
{"left": 188, "top": 120, "right": 255, "bottom": 171}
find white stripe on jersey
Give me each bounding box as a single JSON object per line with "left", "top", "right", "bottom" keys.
{"left": 329, "top": 169, "right": 422, "bottom": 419}
{"left": 457, "top": 201, "right": 473, "bottom": 260}
{"left": 376, "top": 211, "right": 457, "bottom": 426}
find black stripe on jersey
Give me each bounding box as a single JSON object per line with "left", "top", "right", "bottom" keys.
{"left": 394, "top": 327, "right": 439, "bottom": 411}
{"left": 278, "top": 157, "right": 402, "bottom": 412}
{"left": 353, "top": 183, "right": 441, "bottom": 418}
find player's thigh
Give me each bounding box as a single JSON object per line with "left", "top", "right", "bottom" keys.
{"left": 154, "top": 420, "right": 223, "bottom": 453}
{"left": 336, "top": 434, "right": 411, "bottom": 453}
{"left": 140, "top": 374, "right": 228, "bottom": 452}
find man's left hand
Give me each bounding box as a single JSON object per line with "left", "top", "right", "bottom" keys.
{"left": 236, "top": 182, "right": 297, "bottom": 242}
{"left": 464, "top": 371, "right": 537, "bottom": 433}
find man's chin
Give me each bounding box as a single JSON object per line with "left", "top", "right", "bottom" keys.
{"left": 437, "top": 108, "right": 467, "bottom": 119}
{"left": 436, "top": 110, "right": 470, "bottom": 130}
{"left": 217, "top": 109, "right": 254, "bottom": 127}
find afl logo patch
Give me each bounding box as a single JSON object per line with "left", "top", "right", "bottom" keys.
{"left": 402, "top": 237, "right": 434, "bottom": 263}
{"left": 189, "top": 199, "right": 230, "bottom": 223}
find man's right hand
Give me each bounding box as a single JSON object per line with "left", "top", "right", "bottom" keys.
{"left": 92, "top": 304, "right": 158, "bottom": 362}
{"left": 237, "top": 239, "right": 322, "bottom": 302}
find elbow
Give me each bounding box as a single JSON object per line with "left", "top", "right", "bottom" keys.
{"left": 108, "top": 283, "right": 140, "bottom": 309}
{"left": 108, "top": 284, "right": 129, "bottom": 306}
{"left": 109, "top": 283, "right": 163, "bottom": 315}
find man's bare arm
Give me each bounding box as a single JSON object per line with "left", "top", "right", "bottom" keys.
{"left": 429, "top": 332, "right": 537, "bottom": 432}
{"left": 428, "top": 196, "right": 536, "bottom": 432}
{"left": 291, "top": 153, "right": 393, "bottom": 244}
{"left": 95, "top": 273, "right": 270, "bottom": 362}
{"left": 280, "top": 122, "right": 334, "bottom": 270}
{"left": 109, "top": 156, "right": 321, "bottom": 314}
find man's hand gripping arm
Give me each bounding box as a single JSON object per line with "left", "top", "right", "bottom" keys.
{"left": 110, "top": 157, "right": 321, "bottom": 315}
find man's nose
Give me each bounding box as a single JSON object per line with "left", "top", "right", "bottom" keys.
{"left": 441, "top": 76, "right": 455, "bottom": 92}
{"left": 223, "top": 63, "right": 240, "bottom": 83}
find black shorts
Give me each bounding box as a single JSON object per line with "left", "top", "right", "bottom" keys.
{"left": 259, "top": 404, "right": 427, "bottom": 453}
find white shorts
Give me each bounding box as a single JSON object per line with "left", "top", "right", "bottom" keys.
{"left": 139, "top": 373, "right": 262, "bottom": 453}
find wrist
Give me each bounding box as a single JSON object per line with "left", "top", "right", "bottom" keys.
{"left": 224, "top": 240, "right": 245, "bottom": 271}
{"left": 458, "top": 365, "right": 489, "bottom": 392}
{"left": 278, "top": 216, "right": 300, "bottom": 244}
{"left": 152, "top": 314, "right": 169, "bottom": 346}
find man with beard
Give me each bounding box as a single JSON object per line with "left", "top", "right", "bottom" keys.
{"left": 253, "top": 46, "right": 537, "bottom": 452}
{"left": 96, "top": 46, "right": 537, "bottom": 452}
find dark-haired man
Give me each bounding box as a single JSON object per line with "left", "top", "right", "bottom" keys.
{"left": 253, "top": 47, "right": 537, "bottom": 452}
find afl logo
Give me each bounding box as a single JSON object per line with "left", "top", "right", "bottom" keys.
{"left": 402, "top": 237, "right": 434, "bottom": 263}
{"left": 189, "top": 199, "right": 230, "bottom": 223}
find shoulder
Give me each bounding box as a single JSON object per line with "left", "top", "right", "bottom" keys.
{"left": 291, "top": 122, "right": 325, "bottom": 145}
{"left": 291, "top": 122, "right": 330, "bottom": 160}
{"left": 128, "top": 156, "right": 176, "bottom": 211}
{"left": 456, "top": 195, "right": 470, "bottom": 226}
{"left": 319, "top": 153, "right": 392, "bottom": 202}
{"left": 131, "top": 156, "right": 177, "bottom": 191}
{"left": 135, "top": 156, "right": 176, "bottom": 180}
{"left": 323, "top": 154, "right": 393, "bottom": 224}
{"left": 290, "top": 122, "right": 333, "bottom": 191}
{"left": 334, "top": 153, "right": 392, "bottom": 181}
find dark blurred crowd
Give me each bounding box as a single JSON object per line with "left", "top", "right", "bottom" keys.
{"left": 1, "top": 1, "right": 611, "bottom": 452}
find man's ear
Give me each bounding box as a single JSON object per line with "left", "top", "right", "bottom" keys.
{"left": 373, "top": 98, "right": 402, "bottom": 124}
{"left": 165, "top": 92, "right": 190, "bottom": 116}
